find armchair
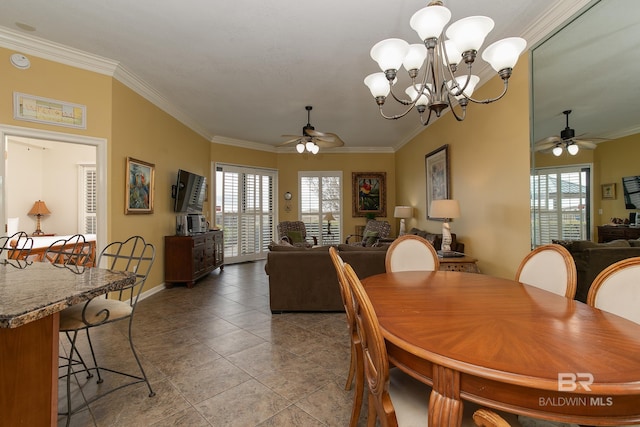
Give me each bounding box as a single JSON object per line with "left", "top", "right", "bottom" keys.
{"left": 277, "top": 221, "right": 318, "bottom": 248}
{"left": 345, "top": 220, "right": 391, "bottom": 247}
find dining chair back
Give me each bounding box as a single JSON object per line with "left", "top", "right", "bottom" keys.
{"left": 515, "top": 244, "right": 577, "bottom": 298}
{"left": 328, "top": 247, "right": 363, "bottom": 427}
{"left": 42, "top": 234, "right": 95, "bottom": 272}
{"left": 343, "top": 262, "right": 430, "bottom": 426}
{"left": 58, "top": 235, "right": 156, "bottom": 425}
{"left": 473, "top": 409, "right": 512, "bottom": 427}
{"left": 587, "top": 256, "right": 640, "bottom": 325}
{"left": 385, "top": 234, "right": 440, "bottom": 272}
{"left": 0, "top": 231, "right": 33, "bottom": 261}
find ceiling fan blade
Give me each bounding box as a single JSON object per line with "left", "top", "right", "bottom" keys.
{"left": 535, "top": 135, "right": 561, "bottom": 146}
{"left": 323, "top": 132, "right": 345, "bottom": 147}
{"left": 574, "top": 139, "right": 598, "bottom": 149}
{"left": 305, "top": 128, "right": 327, "bottom": 137}
{"left": 534, "top": 142, "right": 557, "bottom": 152}
{"left": 277, "top": 137, "right": 301, "bottom": 147}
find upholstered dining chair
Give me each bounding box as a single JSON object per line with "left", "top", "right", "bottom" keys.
{"left": 515, "top": 244, "right": 577, "bottom": 299}
{"left": 345, "top": 220, "right": 391, "bottom": 247}
{"left": 587, "top": 256, "right": 640, "bottom": 325}
{"left": 277, "top": 220, "right": 318, "bottom": 247}
{"left": 328, "top": 247, "right": 363, "bottom": 427}
{"left": 58, "top": 236, "right": 155, "bottom": 425}
{"left": 385, "top": 234, "right": 440, "bottom": 272}
{"left": 343, "top": 262, "right": 431, "bottom": 426}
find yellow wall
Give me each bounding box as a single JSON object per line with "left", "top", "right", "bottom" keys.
{"left": 275, "top": 152, "right": 396, "bottom": 238}
{"left": 395, "top": 56, "right": 532, "bottom": 278}
{"left": 594, "top": 133, "right": 640, "bottom": 226}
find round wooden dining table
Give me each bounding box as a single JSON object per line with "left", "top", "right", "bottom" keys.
{"left": 361, "top": 270, "right": 640, "bottom": 427}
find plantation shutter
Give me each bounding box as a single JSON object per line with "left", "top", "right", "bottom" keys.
{"left": 300, "top": 172, "right": 342, "bottom": 246}
{"left": 78, "top": 165, "right": 97, "bottom": 234}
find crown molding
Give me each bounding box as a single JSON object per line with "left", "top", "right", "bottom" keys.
{"left": 0, "top": 26, "right": 213, "bottom": 142}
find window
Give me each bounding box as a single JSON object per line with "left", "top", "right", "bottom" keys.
{"left": 78, "top": 165, "right": 97, "bottom": 234}
{"left": 531, "top": 165, "right": 591, "bottom": 246}
{"left": 216, "top": 164, "right": 276, "bottom": 263}
{"left": 300, "top": 171, "right": 342, "bottom": 246}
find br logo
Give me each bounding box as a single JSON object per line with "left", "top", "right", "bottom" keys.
{"left": 558, "top": 373, "right": 594, "bottom": 392}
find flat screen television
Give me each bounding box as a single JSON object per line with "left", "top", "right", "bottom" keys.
{"left": 173, "top": 169, "right": 207, "bottom": 213}
{"left": 622, "top": 176, "right": 640, "bottom": 209}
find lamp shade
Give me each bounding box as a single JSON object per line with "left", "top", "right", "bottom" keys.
{"left": 370, "top": 38, "right": 410, "bottom": 72}
{"left": 445, "top": 16, "right": 494, "bottom": 53}
{"left": 28, "top": 200, "right": 51, "bottom": 216}
{"left": 429, "top": 199, "right": 460, "bottom": 219}
{"left": 394, "top": 206, "right": 413, "bottom": 219}
{"left": 323, "top": 212, "right": 336, "bottom": 222}
{"left": 481, "top": 37, "right": 526, "bottom": 72}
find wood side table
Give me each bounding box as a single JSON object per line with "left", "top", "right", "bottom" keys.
{"left": 438, "top": 255, "right": 480, "bottom": 273}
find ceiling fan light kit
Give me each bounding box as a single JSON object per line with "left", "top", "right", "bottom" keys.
{"left": 536, "top": 110, "right": 604, "bottom": 156}
{"left": 279, "top": 106, "right": 344, "bottom": 154}
{"left": 363, "top": 0, "right": 526, "bottom": 126}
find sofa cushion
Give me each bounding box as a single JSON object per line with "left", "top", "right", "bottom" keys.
{"left": 630, "top": 239, "right": 640, "bottom": 247}
{"left": 338, "top": 243, "right": 387, "bottom": 252}
{"left": 572, "top": 239, "right": 630, "bottom": 252}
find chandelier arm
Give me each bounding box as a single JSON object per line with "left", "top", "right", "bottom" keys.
{"left": 388, "top": 85, "right": 417, "bottom": 106}
{"left": 448, "top": 96, "right": 467, "bottom": 122}
{"left": 377, "top": 104, "right": 416, "bottom": 121}
{"left": 419, "top": 108, "right": 435, "bottom": 126}
{"left": 464, "top": 79, "right": 509, "bottom": 104}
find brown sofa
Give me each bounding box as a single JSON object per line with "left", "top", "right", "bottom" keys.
{"left": 406, "top": 227, "right": 465, "bottom": 253}
{"left": 265, "top": 243, "right": 387, "bottom": 313}
{"left": 554, "top": 238, "right": 640, "bottom": 302}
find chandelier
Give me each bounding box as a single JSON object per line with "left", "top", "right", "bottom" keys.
{"left": 363, "top": 0, "right": 526, "bottom": 125}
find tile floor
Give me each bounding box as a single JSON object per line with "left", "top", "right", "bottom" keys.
{"left": 58, "top": 260, "right": 366, "bottom": 426}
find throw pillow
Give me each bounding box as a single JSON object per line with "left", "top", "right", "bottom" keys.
{"left": 286, "top": 231, "right": 304, "bottom": 244}
{"left": 363, "top": 231, "right": 379, "bottom": 247}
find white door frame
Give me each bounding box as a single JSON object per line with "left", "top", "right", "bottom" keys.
{"left": 0, "top": 124, "right": 107, "bottom": 252}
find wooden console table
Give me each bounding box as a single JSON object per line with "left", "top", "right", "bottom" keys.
{"left": 438, "top": 254, "right": 480, "bottom": 273}
{"left": 164, "top": 230, "right": 224, "bottom": 288}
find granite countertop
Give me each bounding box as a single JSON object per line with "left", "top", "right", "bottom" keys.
{"left": 0, "top": 261, "right": 135, "bottom": 328}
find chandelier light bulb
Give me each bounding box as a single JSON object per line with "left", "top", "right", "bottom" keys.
{"left": 553, "top": 146, "right": 563, "bottom": 156}
{"left": 409, "top": 5, "right": 451, "bottom": 41}
{"left": 370, "top": 38, "right": 410, "bottom": 73}
{"left": 448, "top": 75, "right": 480, "bottom": 99}
{"left": 482, "top": 37, "right": 527, "bottom": 72}
{"left": 364, "top": 72, "right": 391, "bottom": 98}
{"left": 296, "top": 142, "right": 305, "bottom": 153}
{"left": 402, "top": 44, "right": 428, "bottom": 72}
{"left": 445, "top": 16, "right": 494, "bottom": 53}
{"left": 443, "top": 40, "right": 462, "bottom": 67}
{"left": 567, "top": 144, "right": 579, "bottom": 155}
{"left": 405, "top": 86, "right": 429, "bottom": 106}
{"left": 311, "top": 144, "right": 320, "bottom": 154}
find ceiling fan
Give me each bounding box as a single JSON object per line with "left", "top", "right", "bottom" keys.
{"left": 534, "top": 110, "right": 605, "bottom": 155}
{"left": 278, "top": 106, "right": 345, "bottom": 153}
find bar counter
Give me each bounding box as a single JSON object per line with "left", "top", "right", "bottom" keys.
{"left": 0, "top": 260, "right": 135, "bottom": 426}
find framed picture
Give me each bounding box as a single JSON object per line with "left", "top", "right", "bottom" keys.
{"left": 352, "top": 172, "right": 387, "bottom": 217}
{"left": 125, "top": 157, "right": 155, "bottom": 214}
{"left": 13, "top": 92, "right": 87, "bottom": 129}
{"left": 601, "top": 183, "right": 616, "bottom": 200}
{"left": 425, "top": 144, "right": 450, "bottom": 219}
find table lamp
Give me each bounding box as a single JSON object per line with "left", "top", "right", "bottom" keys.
{"left": 394, "top": 206, "right": 413, "bottom": 236}
{"left": 323, "top": 212, "right": 336, "bottom": 234}
{"left": 28, "top": 200, "right": 51, "bottom": 235}
{"left": 429, "top": 199, "right": 460, "bottom": 251}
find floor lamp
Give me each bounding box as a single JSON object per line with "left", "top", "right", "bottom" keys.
{"left": 394, "top": 206, "right": 413, "bottom": 236}
{"left": 429, "top": 199, "right": 460, "bottom": 251}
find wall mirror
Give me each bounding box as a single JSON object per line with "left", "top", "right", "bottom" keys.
{"left": 530, "top": 0, "right": 640, "bottom": 246}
